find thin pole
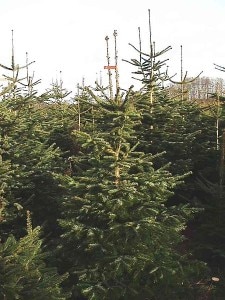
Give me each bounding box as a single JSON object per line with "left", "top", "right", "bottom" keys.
{"left": 113, "top": 30, "right": 119, "bottom": 92}
{"left": 138, "top": 27, "right": 142, "bottom": 64}
{"left": 148, "top": 9, "right": 153, "bottom": 57}
{"left": 11, "top": 30, "right": 15, "bottom": 77}
{"left": 148, "top": 9, "right": 154, "bottom": 106}
{"left": 11, "top": 29, "right": 16, "bottom": 98}
{"left": 100, "top": 70, "right": 102, "bottom": 86}
{"left": 181, "top": 45, "right": 184, "bottom": 101}
{"left": 180, "top": 45, "right": 183, "bottom": 82}
{"left": 26, "top": 52, "right": 32, "bottom": 95}
{"left": 77, "top": 83, "right": 81, "bottom": 131}
{"left": 105, "top": 35, "right": 113, "bottom": 100}
{"left": 77, "top": 83, "right": 80, "bottom": 96}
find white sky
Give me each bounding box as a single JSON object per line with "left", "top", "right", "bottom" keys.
{"left": 0, "top": 0, "right": 225, "bottom": 94}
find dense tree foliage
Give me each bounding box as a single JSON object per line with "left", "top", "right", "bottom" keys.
{"left": 0, "top": 213, "right": 68, "bottom": 300}
{"left": 0, "top": 25, "right": 225, "bottom": 299}
{"left": 57, "top": 90, "right": 208, "bottom": 299}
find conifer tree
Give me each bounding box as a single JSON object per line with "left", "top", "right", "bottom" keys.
{"left": 57, "top": 86, "right": 207, "bottom": 299}
{"left": 190, "top": 66, "right": 225, "bottom": 297}
{"left": 0, "top": 88, "right": 67, "bottom": 238}
{"left": 0, "top": 44, "right": 77, "bottom": 298}
{"left": 0, "top": 56, "right": 80, "bottom": 242}
{"left": 124, "top": 18, "right": 217, "bottom": 205}
{"left": 0, "top": 211, "right": 69, "bottom": 300}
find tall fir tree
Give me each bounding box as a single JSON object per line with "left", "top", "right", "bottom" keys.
{"left": 57, "top": 86, "right": 207, "bottom": 299}
{"left": 124, "top": 23, "right": 217, "bottom": 205}
{"left": 0, "top": 52, "right": 70, "bottom": 299}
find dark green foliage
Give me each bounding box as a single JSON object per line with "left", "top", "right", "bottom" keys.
{"left": 133, "top": 90, "right": 218, "bottom": 209}
{"left": 0, "top": 223, "right": 68, "bottom": 300}
{"left": 192, "top": 178, "right": 225, "bottom": 266}
{"left": 58, "top": 93, "right": 207, "bottom": 299}
{"left": 0, "top": 90, "right": 79, "bottom": 240}
{"left": 189, "top": 178, "right": 225, "bottom": 299}
{"left": 126, "top": 38, "right": 218, "bottom": 206}
{"left": 1, "top": 23, "right": 224, "bottom": 300}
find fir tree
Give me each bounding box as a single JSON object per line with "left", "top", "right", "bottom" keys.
{"left": 123, "top": 15, "right": 218, "bottom": 212}
{"left": 0, "top": 211, "right": 69, "bottom": 300}
{"left": 58, "top": 88, "right": 207, "bottom": 299}
{"left": 0, "top": 64, "right": 81, "bottom": 242}
{"left": 190, "top": 70, "right": 225, "bottom": 297}
{"left": 0, "top": 90, "right": 66, "bottom": 239}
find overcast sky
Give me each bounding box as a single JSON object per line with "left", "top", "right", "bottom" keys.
{"left": 0, "top": 0, "right": 225, "bottom": 93}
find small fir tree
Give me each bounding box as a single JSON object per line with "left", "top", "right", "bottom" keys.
{"left": 0, "top": 211, "right": 69, "bottom": 300}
